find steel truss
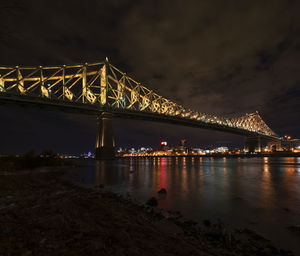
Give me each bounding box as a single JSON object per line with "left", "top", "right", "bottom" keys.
{"left": 0, "top": 59, "right": 277, "bottom": 137}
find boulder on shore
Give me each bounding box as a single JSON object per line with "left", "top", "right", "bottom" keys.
{"left": 158, "top": 188, "right": 167, "bottom": 194}
{"left": 146, "top": 197, "right": 158, "bottom": 207}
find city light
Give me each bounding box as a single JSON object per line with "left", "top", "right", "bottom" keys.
{"left": 116, "top": 137, "right": 300, "bottom": 157}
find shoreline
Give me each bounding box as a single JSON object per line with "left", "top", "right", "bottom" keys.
{"left": 0, "top": 168, "right": 295, "bottom": 255}
{"left": 117, "top": 153, "right": 300, "bottom": 158}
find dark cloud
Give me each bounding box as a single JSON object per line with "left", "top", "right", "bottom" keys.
{"left": 119, "top": 0, "right": 300, "bottom": 114}
{"left": 0, "top": 0, "right": 299, "bottom": 153}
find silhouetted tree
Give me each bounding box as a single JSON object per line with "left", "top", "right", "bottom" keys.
{"left": 41, "top": 149, "right": 57, "bottom": 158}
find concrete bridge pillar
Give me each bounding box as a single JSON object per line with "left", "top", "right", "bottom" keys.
{"left": 95, "top": 112, "right": 115, "bottom": 160}
{"left": 244, "top": 136, "right": 261, "bottom": 153}
{"left": 267, "top": 140, "right": 281, "bottom": 151}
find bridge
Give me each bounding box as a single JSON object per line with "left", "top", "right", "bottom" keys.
{"left": 0, "top": 59, "right": 280, "bottom": 159}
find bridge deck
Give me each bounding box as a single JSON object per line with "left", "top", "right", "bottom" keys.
{"left": 0, "top": 61, "right": 279, "bottom": 140}
{"left": 0, "top": 93, "right": 279, "bottom": 141}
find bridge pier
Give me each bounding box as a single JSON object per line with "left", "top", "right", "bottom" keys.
{"left": 267, "top": 139, "right": 281, "bottom": 151}
{"left": 244, "top": 136, "right": 261, "bottom": 153}
{"left": 95, "top": 112, "right": 115, "bottom": 160}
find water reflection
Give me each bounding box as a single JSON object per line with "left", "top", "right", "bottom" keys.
{"left": 181, "top": 157, "right": 188, "bottom": 195}
{"left": 159, "top": 157, "right": 167, "bottom": 189}
{"left": 261, "top": 161, "right": 274, "bottom": 208}
{"left": 67, "top": 157, "right": 300, "bottom": 255}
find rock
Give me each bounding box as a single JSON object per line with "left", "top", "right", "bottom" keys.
{"left": 265, "top": 245, "right": 279, "bottom": 255}
{"left": 39, "top": 238, "right": 47, "bottom": 244}
{"left": 203, "top": 219, "right": 211, "bottom": 227}
{"left": 21, "top": 250, "right": 32, "bottom": 256}
{"left": 104, "top": 235, "right": 119, "bottom": 247}
{"left": 55, "top": 190, "right": 67, "bottom": 195}
{"left": 280, "top": 249, "right": 294, "bottom": 256}
{"left": 167, "top": 210, "right": 182, "bottom": 220}
{"left": 153, "top": 219, "right": 183, "bottom": 235}
{"left": 263, "top": 247, "right": 272, "bottom": 255}
{"left": 247, "top": 220, "right": 258, "bottom": 225}
{"left": 146, "top": 197, "right": 158, "bottom": 207}
{"left": 184, "top": 220, "right": 197, "bottom": 227}
{"left": 225, "top": 233, "right": 233, "bottom": 248}
{"left": 242, "top": 228, "right": 269, "bottom": 242}
{"left": 114, "top": 230, "right": 131, "bottom": 243}
{"left": 287, "top": 225, "right": 300, "bottom": 236}
{"left": 158, "top": 188, "right": 167, "bottom": 194}
{"left": 91, "top": 240, "right": 105, "bottom": 251}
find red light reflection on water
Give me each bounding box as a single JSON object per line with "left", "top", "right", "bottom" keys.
{"left": 159, "top": 157, "right": 167, "bottom": 189}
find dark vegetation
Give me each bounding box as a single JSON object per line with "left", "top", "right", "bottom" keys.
{"left": 0, "top": 150, "right": 75, "bottom": 171}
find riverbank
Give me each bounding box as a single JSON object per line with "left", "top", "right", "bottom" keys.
{"left": 119, "top": 152, "right": 300, "bottom": 158}
{"left": 0, "top": 168, "right": 294, "bottom": 256}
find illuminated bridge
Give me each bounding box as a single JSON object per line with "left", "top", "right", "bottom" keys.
{"left": 0, "top": 59, "right": 280, "bottom": 159}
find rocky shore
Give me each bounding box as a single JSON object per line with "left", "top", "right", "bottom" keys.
{"left": 0, "top": 168, "right": 294, "bottom": 256}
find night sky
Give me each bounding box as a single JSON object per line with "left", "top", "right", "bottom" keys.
{"left": 0, "top": 0, "right": 299, "bottom": 154}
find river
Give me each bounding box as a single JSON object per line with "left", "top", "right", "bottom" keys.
{"left": 65, "top": 157, "right": 300, "bottom": 255}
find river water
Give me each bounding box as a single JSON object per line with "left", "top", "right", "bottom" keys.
{"left": 65, "top": 157, "right": 300, "bottom": 254}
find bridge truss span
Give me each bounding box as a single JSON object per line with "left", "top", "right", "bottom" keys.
{"left": 0, "top": 59, "right": 278, "bottom": 139}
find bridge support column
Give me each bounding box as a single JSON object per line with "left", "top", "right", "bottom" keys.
{"left": 95, "top": 112, "right": 115, "bottom": 160}
{"left": 267, "top": 140, "right": 281, "bottom": 152}
{"left": 244, "top": 136, "right": 261, "bottom": 153}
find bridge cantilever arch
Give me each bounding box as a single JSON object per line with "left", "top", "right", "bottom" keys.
{"left": 0, "top": 59, "right": 280, "bottom": 159}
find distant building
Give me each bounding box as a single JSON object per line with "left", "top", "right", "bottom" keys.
{"left": 129, "top": 148, "right": 136, "bottom": 154}
{"left": 80, "top": 152, "right": 94, "bottom": 158}
{"left": 281, "top": 137, "right": 300, "bottom": 151}
{"left": 192, "top": 148, "right": 204, "bottom": 153}
{"left": 176, "top": 139, "right": 186, "bottom": 152}
{"left": 160, "top": 141, "right": 168, "bottom": 151}
{"left": 214, "top": 147, "right": 229, "bottom": 153}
